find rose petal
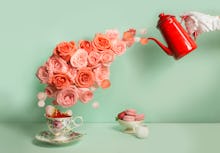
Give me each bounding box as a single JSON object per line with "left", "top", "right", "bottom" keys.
{"left": 140, "top": 38, "right": 148, "bottom": 45}
{"left": 101, "top": 79, "right": 111, "bottom": 89}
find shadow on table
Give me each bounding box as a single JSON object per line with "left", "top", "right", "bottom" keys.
{"left": 111, "top": 124, "right": 122, "bottom": 132}
{"left": 111, "top": 124, "right": 138, "bottom": 138}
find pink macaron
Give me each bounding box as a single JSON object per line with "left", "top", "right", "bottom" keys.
{"left": 123, "top": 115, "right": 135, "bottom": 121}
{"left": 117, "top": 111, "right": 126, "bottom": 120}
{"left": 125, "top": 109, "right": 137, "bottom": 116}
{"left": 135, "top": 114, "right": 145, "bottom": 121}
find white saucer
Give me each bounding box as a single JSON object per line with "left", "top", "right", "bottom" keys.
{"left": 35, "top": 130, "right": 83, "bottom": 145}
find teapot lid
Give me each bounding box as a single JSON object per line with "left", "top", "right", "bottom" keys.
{"left": 157, "top": 13, "right": 175, "bottom": 28}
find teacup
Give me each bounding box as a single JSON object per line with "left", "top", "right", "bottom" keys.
{"left": 45, "top": 114, "right": 83, "bottom": 137}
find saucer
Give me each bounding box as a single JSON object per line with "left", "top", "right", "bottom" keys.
{"left": 35, "top": 130, "right": 83, "bottom": 145}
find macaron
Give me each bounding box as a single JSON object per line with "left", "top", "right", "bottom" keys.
{"left": 135, "top": 114, "right": 145, "bottom": 121}
{"left": 123, "top": 115, "right": 135, "bottom": 121}
{"left": 117, "top": 111, "right": 126, "bottom": 120}
{"left": 125, "top": 109, "right": 137, "bottom": 116}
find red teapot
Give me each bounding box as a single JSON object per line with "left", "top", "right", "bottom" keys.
{"left": 148, "top": 13, "right": 197, "bottom": 60}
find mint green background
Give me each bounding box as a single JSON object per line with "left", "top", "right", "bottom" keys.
{"left": 0, "top": 0, "right": 220, "bottom": 123}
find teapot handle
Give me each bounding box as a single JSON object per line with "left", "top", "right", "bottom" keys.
{"left": 180, "top": 16, "right": 197, "bottom": 41}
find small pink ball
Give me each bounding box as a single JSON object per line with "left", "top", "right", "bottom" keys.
{"left": 37, "top": 92, "right": 47, "bottom": 101}
{"left": 92, "top": 102, "right": 99, "bottom": 109}
{"left": 38, "top": 100, "right": 45, "bottom": 107}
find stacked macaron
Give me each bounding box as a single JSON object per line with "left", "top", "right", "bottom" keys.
{"left": 116, "top": 109, "right": 145, "bottom": 121}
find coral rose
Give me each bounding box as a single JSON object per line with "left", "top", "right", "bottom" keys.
{"left": 53, "top": 41, "right": 77, "bottom": 62}
{"left": 50, "top": 73, "right": 72, "bottom": 89}
{"left": 93, "top": 33, "right": 112, "bottom": 51}
{"left": 79, "top": 40, "right": 93, "bottom": 53}
{"left": 70, "top": 49, "right": 88, "bottom": 68}
{"left": 78, "top": 88, "right": 94, "bottom": 103}
{"left": 75, "top": 68, "right": 95, "bottom": 88}
{"left": 56, "top": 87, "right": 78, "bottom": 108}
{"left": 112, "top": 40, "right": 126, "bottom": 56}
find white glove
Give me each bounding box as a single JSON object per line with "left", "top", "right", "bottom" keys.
{"left": 180, "top": 11, "right": 220, "bottom": 38}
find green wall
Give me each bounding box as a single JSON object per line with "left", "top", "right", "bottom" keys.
{"left": 0, "top": 0, "right": 220, "bottom": 123}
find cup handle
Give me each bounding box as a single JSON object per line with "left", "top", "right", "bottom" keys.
{"left": 71, "top": 116, "right": 83, "bottom": 128}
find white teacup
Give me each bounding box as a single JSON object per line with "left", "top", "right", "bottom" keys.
{"left": 45, "top": 115, "right": 83, "bottom": 137}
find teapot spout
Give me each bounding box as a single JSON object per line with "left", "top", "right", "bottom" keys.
{"left": 148, "top": 37, "right": 173, "bottom": 56}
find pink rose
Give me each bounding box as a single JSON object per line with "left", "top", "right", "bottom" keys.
{"left": 70, "top": 49, "right": 88, "bottom": 68}
{"left": 94, "top": 65, "right": 110, "bottom": 85}
{"left": 112, "top": 40, "right": 126, "bottom": 56}
{"left": 88, "top": 51, "right": 101, "bottom": 66}
{"left": 66, "top": 66, "right": 77, "bottom": 83}
{"left": 36, "top": 66, "right": 49, "bottom": 84}
{"left": 45, "top": 85, "right": 57, "bottom": 98}
{"left": 47, "top": 55, "right": 68, "bottom": 74}
{"left": 79, "top": 40, "right": 93, "bottom": 53}
{"left": 56, "top": 87, "right": 78, "bottom": 108}
{"left": 105, "top": 29, "right": 120, "bottom": 40}
{"left": 53, "top": 41, "right": 77, "bottom": 62}
{"left": 101, "top": 50, "right": 115, "bottom": 65}
{"left": 50, "top": 73, "right": 72, "bottom": 89}
{"left": 75, "top": 68, "right": 95, "bottom": 88}
{"left": 92, "top": 33, "right": 112, "bottom": 51}
{"left": 78, "top": 88, "right": 94, "bottom": 103}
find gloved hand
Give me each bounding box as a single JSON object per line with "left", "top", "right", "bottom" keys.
{"left": 180, "top": 11, "right": 220, "bottom": 39}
